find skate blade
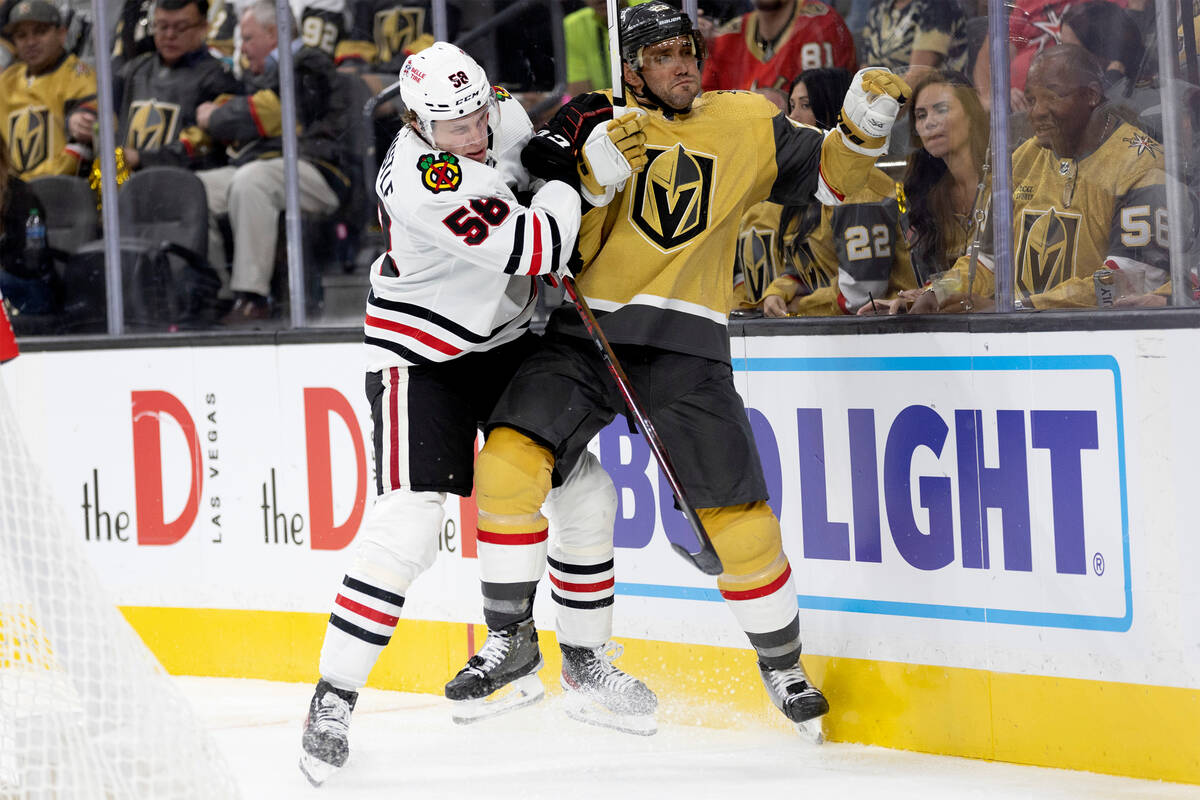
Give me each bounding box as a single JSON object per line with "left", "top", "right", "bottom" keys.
{"left": 794, "top": 716, "right": 825, "bottom": 745}
{"left": 450, "top": 673, "right": 545, "bottom": 725}
{"left": 299, "top": 752, "right": 341, "bottom": 787}
{"left": 563, "top": 692, "right": 658, "bottom": 736}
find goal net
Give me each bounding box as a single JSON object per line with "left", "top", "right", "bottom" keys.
{"left": 0, "top": 371, "right": 240, "bottom": 799}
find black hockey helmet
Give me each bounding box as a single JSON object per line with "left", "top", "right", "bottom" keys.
{"left": 619, "top": 2, "right": 706, "bottom": 70}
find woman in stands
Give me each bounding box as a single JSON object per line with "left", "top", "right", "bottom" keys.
{"left": 864, "top": 70, "right": 989, "bottom": 315}
{"left": 0, "top": 144, "right": 53, "bottom": 318}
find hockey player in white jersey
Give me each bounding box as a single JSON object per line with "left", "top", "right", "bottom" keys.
{"left": 299, "top": 42, "right": 657, "bottom": 787}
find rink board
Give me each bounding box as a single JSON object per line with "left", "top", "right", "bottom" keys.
{"left": 6, "top": 326, "right": 1200, "bottom": 784}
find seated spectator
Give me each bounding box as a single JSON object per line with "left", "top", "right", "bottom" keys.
{"left": 334, "top": 0, "right": 453, "bottom": 74}
{"left": 104, "top": 0, "right": 244, "bottom": 173}
{"left": 195, "top": 0, "right": 350, "bottom": 324}
{"left": 702, "top": 0, "right": 855, "bottom": 92}
{"left": 912, "top": 45, "right": 1170, "bottom": 311}
{"left": 903, "top": 70, "right": 989, "bottom": 284}
{"left": 0, "top": 0, "right": 96, "bottom": 180}
{"left": 747, "top": 68, "right": 915, "bottom": 316}
{"left": 0, "top": 138, "right": 53, "bottom": 314}
{"left": 860, "top": 0, "right": 967, "bottom": 88}
{"left": 1060, "top": 1, "right": 1160, "bottom": 122}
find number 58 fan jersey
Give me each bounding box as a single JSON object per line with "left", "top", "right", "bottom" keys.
{"left": 364, "top": 89, "right": 581, "bottom": 370}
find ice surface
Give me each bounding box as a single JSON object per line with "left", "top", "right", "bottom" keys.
{"left": 177, "top": 676, "right": 1199, "bottom": 800}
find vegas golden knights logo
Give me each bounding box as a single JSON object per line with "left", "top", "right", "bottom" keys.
{"left": 126, "top": 100, "right": 181, "bottom": 151}
{"left": 375, "top": 7, "right": 425, "bottom": 62}
{"left": 8, "top": 107, "right": 50, "bottom": 173}
{"left": 735, "top": 227, "right": 776, "bottom": 300}
{"left": 630, "top": 144, "right": 714, "bottom": 252}
{"left": 1016, "top": 207, "right": 1081, "bottom": 294}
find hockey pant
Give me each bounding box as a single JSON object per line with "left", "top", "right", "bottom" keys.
{"left": 318, "top": 442, "right": 616, "bottom": 691}
{"left": 701, "top": 502, "right": 804, "bottom": 669}
{"left": 474, "top": 428, "right": 617, "bottom": 647}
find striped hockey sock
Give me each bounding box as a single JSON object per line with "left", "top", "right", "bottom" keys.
{"left": 318, "top": 574, "right": 405, "bottom": 689}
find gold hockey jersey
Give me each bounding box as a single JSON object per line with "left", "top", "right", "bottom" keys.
{"left": 761, "top": 169, "right": 915, "bottom": 315}
{"left": 562, "top": 89, "right": 826, "bottom": 361}
{"left": 0, "top": 54, "right": 96, "bottom": 179}
{"left": 733, "top": 201, "right": 790, "bottom": 308}
{"left": 952, "top": 119, "right": 1170, "bottom": 308}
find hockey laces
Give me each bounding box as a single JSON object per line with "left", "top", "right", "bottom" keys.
{"left": 764, "top": 663, "right": 813, "bottom": 697}
{"left": 584, "top": 642, "right": 639, "bottom": 691}
{"left": 467, "top": 627, "right": 514, "bottom": 677}
{"left": 312, "top": 692, "right": 351, "bottom": 736}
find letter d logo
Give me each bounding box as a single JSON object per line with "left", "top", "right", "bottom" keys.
{"left": 131, "top": 390, "right": 202, "bottom": 545}
{"left": 304, "top": 388, "right": 367, "bottom": 551}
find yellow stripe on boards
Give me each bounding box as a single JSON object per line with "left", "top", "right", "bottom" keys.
{"left": 118, "top": 607, "right": 1200, "bottom": 785}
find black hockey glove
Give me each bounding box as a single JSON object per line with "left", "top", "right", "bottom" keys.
{"left": 520, "top": 92, "right": 615, "bottom": 185}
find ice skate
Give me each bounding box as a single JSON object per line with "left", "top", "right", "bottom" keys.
{"left": 759, "top": 658, "right": 829, "bottom": 744}
{"left": 560, "top": 641, "right": 658, "bottom": 735}
{"left": 445, "top": 618, "right": 545, "bottom": 724}
{"left": 299, "top": 680, "right": 358, "bottom": 786}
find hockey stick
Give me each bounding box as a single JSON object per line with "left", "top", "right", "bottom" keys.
{"left": 607, "top": 0, "right": 625, "bottom": 107}
{"left": 560, "top": 275, "right": 723, "bottom": 576}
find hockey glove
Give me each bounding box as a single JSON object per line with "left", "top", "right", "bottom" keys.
{"left": 578, "top": 110, "right": 648, "bottom": 206}
{"left": 817, "top": 68, "right": 911, "bottom": 205}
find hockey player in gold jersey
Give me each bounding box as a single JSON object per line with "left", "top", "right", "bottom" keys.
{"left": 912, "top": 45, "right": 1171, "bottom": 312}
{"left": 446, "top": 1, "right": 909, "bottom": 736}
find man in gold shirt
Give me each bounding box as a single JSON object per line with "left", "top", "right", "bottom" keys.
{"left": 443, "top": 1, "right": 909, "bottom": 736}
{"left": 0, "top": 0, "right": 95, "bottom": 178}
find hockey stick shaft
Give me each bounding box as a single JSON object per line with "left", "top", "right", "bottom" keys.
{"left": 607, "top": 0, "right": 625, "bottom": 107}
{"left": 560, "top": 275, "right": 723, "bottom": 576}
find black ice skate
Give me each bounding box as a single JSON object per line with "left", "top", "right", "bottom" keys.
{"left": 299, "top": 680, "right": 358, "bottom": 786}
{"left": 560, "top": 641, "right": 658, "bottom": 735}
{"left": 759, "top": 658, "right": 829, "bottom": 744}
{"left": 445, "top": 617, "right": 544, "bottom": 724}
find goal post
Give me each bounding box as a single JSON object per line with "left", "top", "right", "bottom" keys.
{"left": 0, "top": 369, "right": 241, "bottom": 799}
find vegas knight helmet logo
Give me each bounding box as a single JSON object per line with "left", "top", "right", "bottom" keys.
{"left": 1017, "top": 207, "right": 1081, "bottom": 295}
{"left": 126, "top": 100, "right": 181, "bottom": 151}
{"left": 7, "top": 106, "right": 50, "bottom": 173}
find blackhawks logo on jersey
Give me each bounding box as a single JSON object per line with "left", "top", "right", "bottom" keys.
{"left": 629, "top": 144, "right": 714, "bottom": 252}
{"left": 7, "top": 106, "right": 49, "bottom": 174}
{"left": 417, "top": 152, "right": 461, "bottom": 193}
{"left": 126, "top": 99, "right": 181, "bottom": 151}
{"left": 1016, "top": 207, "right": 1082, "bottom": 295}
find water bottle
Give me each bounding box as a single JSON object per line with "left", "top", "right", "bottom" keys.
{"left": 24, "top": 207, "right": 46, "bottom": 275}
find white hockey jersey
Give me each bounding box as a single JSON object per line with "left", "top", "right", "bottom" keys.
{"left": 364, "top": 91, "right": 581, "bottom": 369}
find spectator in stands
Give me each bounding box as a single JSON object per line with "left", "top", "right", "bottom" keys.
{"left": 0, "top": 139, "right": 53, "bottom": 315}
{"left": 0, "top": 0, "right": 96, "bottom": 180}
{"left": 564, "top": 0, "right": 649, "bottom": 97}
{"left": 860, "top": 0, "right": 967, "bottom": 88}
{"left": 102, "top": 0, "right": 245, "bottom": 174}
{"left": 702, "top": 0, "right": 855, "bottom": 92}
{"left": 195, "top": 0, "right": 350, "bottom": 324}
{"left": 1060, "top": 1, "right": 1159, "bottom": 120}
{"left": 911, "top": 46, "right": 1170, "bottom": 311}
{"left": 758, "top": 67, "right": 915, "bottom": 316}
{"left": 902, "top": 70, "right": 989, "bottom": 286}
{"left": 335, "top": 0, "right": 452, "bottom": 75}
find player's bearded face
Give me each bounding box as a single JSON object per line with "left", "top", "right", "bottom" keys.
{"left": 432, "top": 106, "right": 490, "bottom": 163}
{"left": 633, "top": 37, "right": 701, "bottom": 111}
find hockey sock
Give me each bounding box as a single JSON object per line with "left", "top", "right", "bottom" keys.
{"left": 700, "top": 502, "right": 804, "bottom": 667}
{"left": 475, "top": 428, "right": 555, "bottom": 630}
{"left": 319, "top": 573, "right": 405, "bottom": 690}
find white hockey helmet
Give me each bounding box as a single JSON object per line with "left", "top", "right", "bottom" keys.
{"left": 399, "top": 42, "right": 497, "bottom": 149}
